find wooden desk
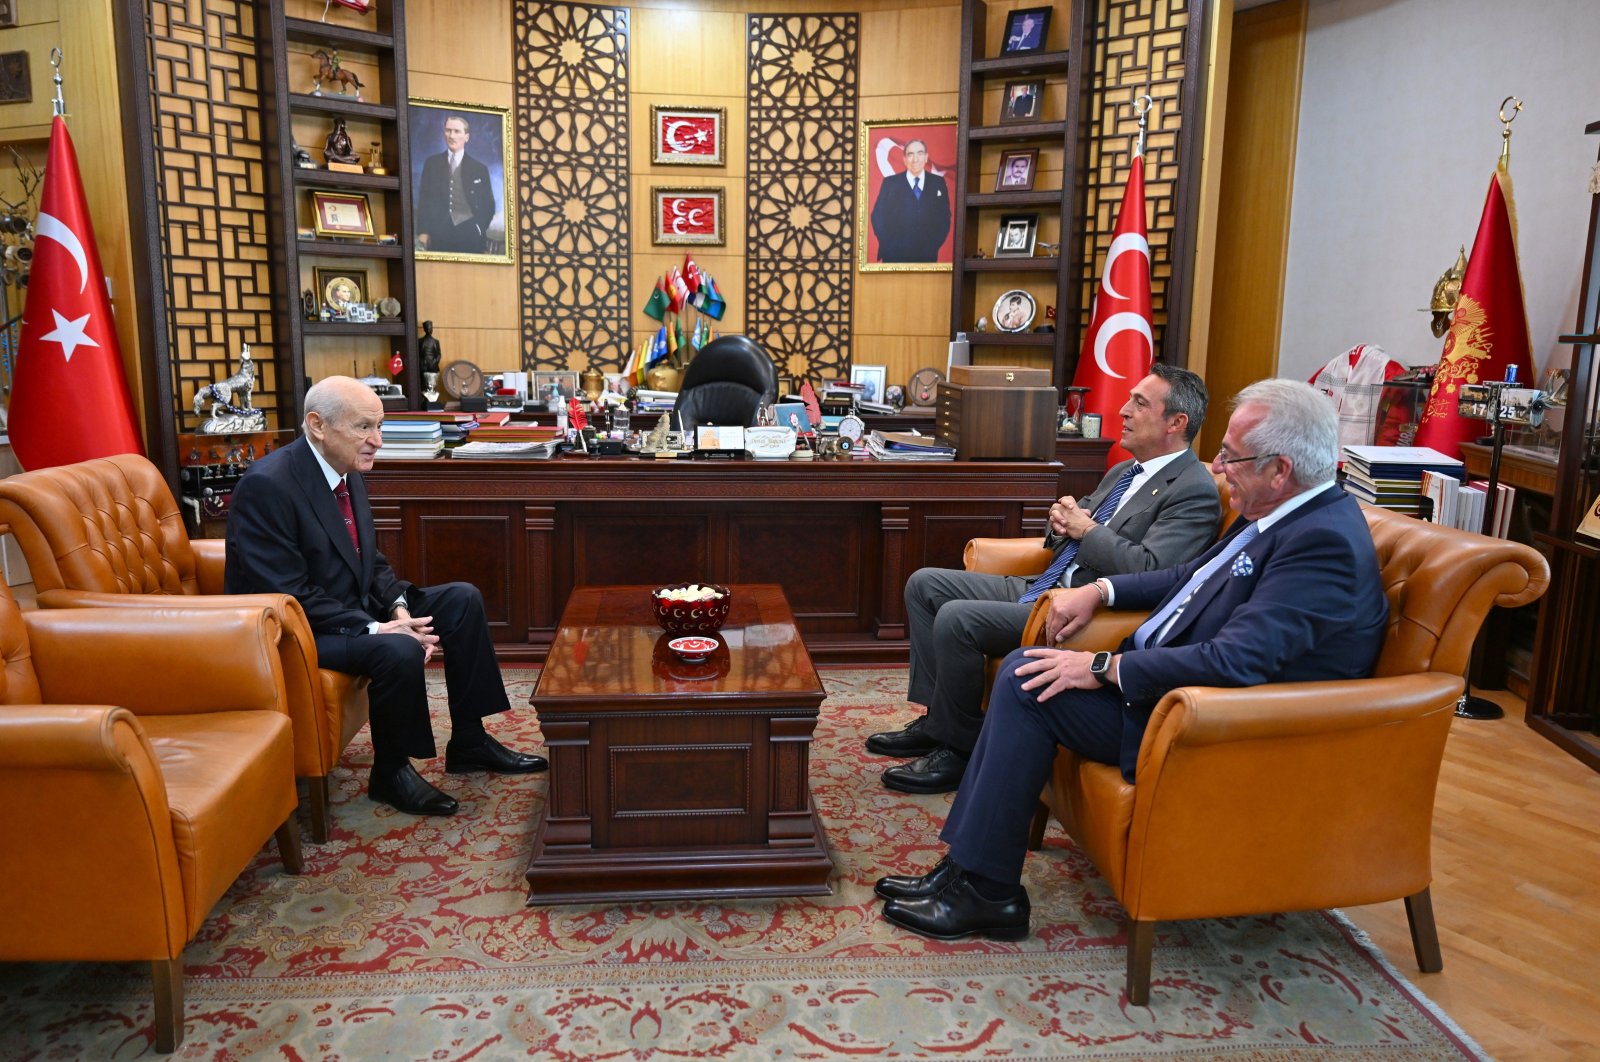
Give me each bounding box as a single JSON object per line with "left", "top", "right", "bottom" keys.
{"left": 526, "top": 584, "right": 831, "bottom": 904}
{"left": 363, "top": 456, "right": 1062, "bottom": 664}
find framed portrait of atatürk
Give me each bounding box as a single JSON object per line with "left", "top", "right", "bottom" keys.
{"left": 650, "top": 105, "right": 727, "bottom": 166}
{"left": 313, "top": 267, "right": 369, "bottom": 320}
{"left": 858, "top": 117, "right": 957, "bottom": 272}
{"left": 408, "top": 97, "right": 514, "bottom": 264}
{"left": 651, "top": 187, "right": 725, "bottom": 245}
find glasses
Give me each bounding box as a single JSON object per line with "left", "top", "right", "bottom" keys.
{"left": 1215, "top": 450, "right": 1280, "bottom": 466}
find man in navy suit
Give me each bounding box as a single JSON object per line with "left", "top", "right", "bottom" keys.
{"left": 225, "top": 377, "right": 547, "bottom": 817}
{"left": 416, "top": 114, "right": 497, "bottom": 254}
{"left": 870, "top": 139, "right": 951, "bottom": 263}
{"left": 875, "top": 378, "right": 1388, "bottom": 941}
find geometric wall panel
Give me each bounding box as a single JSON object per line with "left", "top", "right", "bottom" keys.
{"left": 745, "top": 14, "right": 858, "bottom": 385}
{"left": 512, "top": 2, "right": 632, "bottom": 373}
{"left": 1077, "top": 0, "right": 1200, "bottom": 365}
{"left": 138, "top": 0, "right": 280, "bottom": 429}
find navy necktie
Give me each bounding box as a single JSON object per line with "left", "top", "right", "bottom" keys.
{"left": 1018, "top": 463, "right": 1143, "bottom": 604}
{"left": 913, "top": 178, "right": 922, "bottom": 200}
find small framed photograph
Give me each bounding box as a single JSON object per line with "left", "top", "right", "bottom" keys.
{"left": 993, "top": 212, "right": 1039, "bottom": 258}
{"left": 650, "top": 105, "right": 727, "bottom": 166}
{"left": 1000, "top": 79, "right": 1044, "bottom": 124}
{"left": 532, "top": 371, "right": 580, "bottom": 409}
{"left": 993, "top": 289, "right": 1037, "bottom": 333}
{"left": 309, "top": 190, "right": 375, "bottom": 239}
{"left": 1000, "top": 7, "right": 1051, "bottom": 54}
{"left": 995, "top": 148, "right": 1039, "bottom": 192}
{"left": 313, "top": 267, "right": 369, "bottom": 319}
{"left": 603, "top": 372, "right": 630, "bottom": 397}
{"left": 850, "top": 364, "right": 887, "bottom": 404}
{"left": 774, "top": 401, "right": 814, "bottom": 435}
{"left": 652, "top": 187, "right": 725, "bottom": 245}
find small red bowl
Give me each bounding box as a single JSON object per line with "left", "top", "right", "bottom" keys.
{"left": 652, "top": 583, "right": 732, "bottom": 635}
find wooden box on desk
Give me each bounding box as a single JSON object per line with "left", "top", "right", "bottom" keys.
{"left": 935, "top": 381, "right": 1059, "bottom": 461}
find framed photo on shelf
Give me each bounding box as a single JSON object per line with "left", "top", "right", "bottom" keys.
{"left": 992, "top": 289, "right": 1037, "bottom": 333}
{"left": 850, "top": 364, "right": 887, "bottom": 404}
{"left": 999, "top": 79, "right": 1043, "bottom": 124}
{"left": 651, "top": 187, "right": 725, "bottom": 245}
{"left": 650, "top": 105, "right": 727, "bottom": 166}
{"left": 407, "top": 97, "right": 515, "bottom": 264}
{"left": 993, "top": 212, "right": 1039, "bottom": 258}
{"left": 1000, "top": 7, "right": 1051, "bottom": 54}
{"left": 995, "top": 148, "right": 1039, "bottom": 192}
{"left": 531, "top": 371, "right": 580, "bottom": 409}
{"left": 309, "top": 190, "right": 374, "bottom": 239}
{"left": 857, "top": 117, "right": 958, "bottom": 272}
{"left": 313, "top": 267, "right": 369, "bottom": 319}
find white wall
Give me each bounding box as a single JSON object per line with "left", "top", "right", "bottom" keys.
{"left": 1279, "top": 0, "right": 1600, "bottom": 381}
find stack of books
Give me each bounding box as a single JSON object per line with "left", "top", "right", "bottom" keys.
{"left": 866, "top": 430, "right": 955, "bottom": 461}
{"left": 374, "top": 420, "right": 444, "bottom": 460}
{"left": 1339, "top": 445, "right": 1462, "bottom": 517}
{"left": 466, "top": 423, "right": 564, "bottom": 444}
{"left": 1419, "top": 469, "right": 1516, "bottom": 537}
{"left": 634, "top": 389, "right": 678, "bottom": 414}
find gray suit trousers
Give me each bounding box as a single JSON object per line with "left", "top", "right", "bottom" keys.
{"left": 904, "top": 566, "right": 1037, "bottom": 753}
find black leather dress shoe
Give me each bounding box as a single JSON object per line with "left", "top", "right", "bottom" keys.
{"left": 881, "top": 871, "right": 1030, "bottom": 941}
{"left": 875, "top": 855, "right": 960, "bottom": 901}
{"left": 865, "top": 716, "right": 941, "bottom": 758}
{"left": 444, "top": 733, "right": 550, "bottom": 775}
{"left": 881, "top": 745, "right": 968, "bottom": 794}
{"left": 369, "top": 763, "right": 459, "bottom": 816}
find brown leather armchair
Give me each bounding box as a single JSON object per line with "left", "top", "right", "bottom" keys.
{"left": 0, "top": 453, "right": 368, "bottom": 842}
{"left": 0, "top": 585, "right": 303, "bottom": 1053}
{"left": 1013, "top": 504, "right": 1549, "bottom": 1004}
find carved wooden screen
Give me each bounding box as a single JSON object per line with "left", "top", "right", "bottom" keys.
{"left": 512, "top": 2, "right": 632, "bottom": 373}
{"left": 125, "top": 0, "right": 279, "bottom": 447}
{"left": 1077, "top": 0, "right": 1206, "bottom": 366}
{"left": 744, "top": 14, "right": 858, "bottom": 384}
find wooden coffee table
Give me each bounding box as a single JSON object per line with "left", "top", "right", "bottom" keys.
{"left": 524, "top": 584, "right": 834, "bottom": 905}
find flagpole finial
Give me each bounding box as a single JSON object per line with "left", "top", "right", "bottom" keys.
{"left": 50, "top": 48, "right": 65, "bottom": 117}
{"left": 1497, "top": 96, "right": 1521, "bottom": 164}
{"left": 1134, "top": 94, "right": 1154, "bottom": 158}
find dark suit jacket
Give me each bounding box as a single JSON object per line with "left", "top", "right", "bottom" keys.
{"left": 416, "top": 150, "right": 495, "bottom": 252}
{"left": 1106, "top": 485, "right": 1387, "bottom": 774}
{"left": 224, "top": 437, "right": 412, "bottom": 636}
{"left": 1008, "top": 90, "right": 1037, "bottom": 119}
{"left": 871, "top": 170, "right": 951, "bottom": 262}
{"left": 1046, "top": 449, "right": 1220, "bottom": 586}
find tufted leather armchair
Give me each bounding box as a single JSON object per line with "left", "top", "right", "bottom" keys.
{"left": 0, "top": 453, "right": 368, "bottom": 842}
{"left": 671, "top": 334, "right": 779, "bottom": 433}
{"left": 1012, "top": 503, "right": 1549, "bottom": 1004}
{"left": 0, "top": 583, "right": 302, "bottom": 1053}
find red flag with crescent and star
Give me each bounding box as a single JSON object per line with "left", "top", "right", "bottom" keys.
{"left": 1070, "top": 154, "right": 1152, "bottom": 467}
{"left": 1413, "top": 158, "right": 1535, "bottom": 460}
{"left": 9, "top": 115, "right": 144, "bottom": 470}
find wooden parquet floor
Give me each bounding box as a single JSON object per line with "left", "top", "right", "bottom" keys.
{"left": 1340, "top": 689, "right": 1600, "bottom": 1061}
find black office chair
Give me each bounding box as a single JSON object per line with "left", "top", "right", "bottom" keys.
{"left": 672, "top": 335, "right": 778, "bottom": 433}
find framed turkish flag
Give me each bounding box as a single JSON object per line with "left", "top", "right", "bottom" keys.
{"left": 650, "top": 105, "right": 726, "bottom": 167}
{"left": 651, "top": 187, "right": 724, "bottom": 246}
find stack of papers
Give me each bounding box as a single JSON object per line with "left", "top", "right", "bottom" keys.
{"left": 449, "top": 440, "right": 562, "bottom": 459}
{"left": 867, "top": 430, "right": 955, "bottom": 461}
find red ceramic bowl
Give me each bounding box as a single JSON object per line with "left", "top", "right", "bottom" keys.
{"left": 652, "top": 583, "right": 732, "bottom": 634}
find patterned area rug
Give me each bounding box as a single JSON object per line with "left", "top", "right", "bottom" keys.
{"left": 2, "top": 668, "right": 1485, "bottom": 1060}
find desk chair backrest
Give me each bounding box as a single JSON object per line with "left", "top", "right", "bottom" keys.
{"left": 673, "top": 334, "right": 779, "bottom": 432}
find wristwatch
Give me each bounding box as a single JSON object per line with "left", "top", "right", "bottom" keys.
{"left": 1089, "top": 650, "right": 1114, "bottom": 686}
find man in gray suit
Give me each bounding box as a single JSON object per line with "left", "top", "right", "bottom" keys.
{"left": 867, "top": 363, "right": 1220, "bottom": 793}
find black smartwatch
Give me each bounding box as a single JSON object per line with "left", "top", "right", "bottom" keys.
{"left": 1089, "top": 650, "right": 1114, "bottom": 686}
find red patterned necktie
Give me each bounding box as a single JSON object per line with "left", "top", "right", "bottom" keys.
{"left": 334, "top": 478, "right": 361, "bottom": 555}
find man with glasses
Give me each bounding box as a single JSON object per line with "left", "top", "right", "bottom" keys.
{"left": 874, "top": 378, "right": 1387, "bottom": 941}
{"left": 226, "top": 376, "right": 548, "bottom": 818}
{"left": 866, "top": 364, "right": 1220, "bottom": 794}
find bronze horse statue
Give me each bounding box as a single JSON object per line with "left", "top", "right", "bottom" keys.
{"left": 310, "top": 50, "right": 363, "bottom": 100}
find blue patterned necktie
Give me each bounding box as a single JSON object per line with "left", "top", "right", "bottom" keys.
{"left": 913, "top": 177, "right": 922, "bottom": 199}
{"left": 1018, "top": 463, "right": 1143, "bottom": 604}
{"left": 1131, "top": 520, "right": 1259, "bottom": 649}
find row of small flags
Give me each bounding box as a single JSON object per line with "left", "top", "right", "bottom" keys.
{"left": 621, "top": 255, "right": 727, "bottom": 386}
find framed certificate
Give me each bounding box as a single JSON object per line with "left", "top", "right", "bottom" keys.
{"left": 309, "top": 190, "right": 375, "bottom": 239}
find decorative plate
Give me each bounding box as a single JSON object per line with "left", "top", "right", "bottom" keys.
{"left": 667, "top": 635, "right": 719, "bottom": 663}
{"left": 908, "top": 367, "right": 944, "bottom": 409}
{"left": 441, "top": 359, "right": 484, "bottom": 399}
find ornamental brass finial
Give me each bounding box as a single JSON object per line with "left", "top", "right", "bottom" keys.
{"left": 1498, "top": 96, "right": 1521, "bottom": 164}
{"left": 1134, "top": 94, "right": 1154, "bottom": 157}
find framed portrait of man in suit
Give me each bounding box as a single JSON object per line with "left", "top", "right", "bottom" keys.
{"left": 1000, "top": 7, "right": 1051, "bottom": 55}
{"left": 999, "top": 79, "right": 1044, "bottom": 124}
{"left": 407, "top": 97, "right": 515, "bottom": 264}
{"left": 858, "top": 117, "right": 957, "bottom": 273}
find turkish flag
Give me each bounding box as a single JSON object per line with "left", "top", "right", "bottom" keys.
{"left": 1413, "top": 161, "right": 1535, "bottom": 460}
{"left": 9, "top": 116, "right": 143, "bottom": 470}
{"left": 1070, "top": 155, "right": 1152, "bottom": 467}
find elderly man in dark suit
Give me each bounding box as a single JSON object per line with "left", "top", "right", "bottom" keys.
{"left": 875, "top": 378, "right": 1388, "bottom": 941}
{"left": 225, "top": 376, "right": 546, "bottom": 817}
{"left": 869, "top": 138, "right": 951, "bottom": 263}
{"left": 416, "top": 114, "right": 497, "bottom": 254}
{"left": 866, "top": 364, "right": 1220, "bottom": 793}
